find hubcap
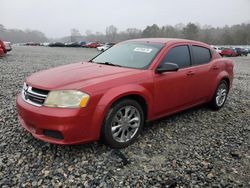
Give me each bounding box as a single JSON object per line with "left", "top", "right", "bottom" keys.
{"left": 216, "top": 83, "right": 227, "bottom": 107}
{"left": 111, "top": 105, "right": 141, "bottom": 143}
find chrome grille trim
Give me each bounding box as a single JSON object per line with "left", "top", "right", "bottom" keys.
{"left": 22, "top": 83, "right": 49, "bottom": 107}
{"left": 28, "top": 87, "right": 47, "bottom": 98}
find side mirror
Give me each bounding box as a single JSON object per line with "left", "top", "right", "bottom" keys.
{"left": 156, "top": 62, "right": 179, "bottom": 73}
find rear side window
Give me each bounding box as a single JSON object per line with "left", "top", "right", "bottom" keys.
{"left": 161, "top": 45, "right": 191, "bottom": 68}
{"left": 192, "top": 46, "right": 211, "bottom": 65}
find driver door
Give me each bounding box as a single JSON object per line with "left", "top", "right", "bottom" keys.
{"left": 153, "top": 45, "right": 193, "bottom": 116}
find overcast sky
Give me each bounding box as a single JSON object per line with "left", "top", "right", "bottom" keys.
{"left": 1, "top": 0, "right": 250, "bottom": 38}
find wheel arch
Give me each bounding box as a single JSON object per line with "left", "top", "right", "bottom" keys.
{"left": 91, "top": 84, "right": 154, "bottom": 139}
{"left": 108, "top": 94, "right": 148, "bottom": 121}
{"left": 98, "top": 84, "right": 153, "bottom": 120}
{"left": 221, "top": 77, "right": 230, "bottom": 91}
{"left": 209, "top": 71, "right": 230, "bottom": 101}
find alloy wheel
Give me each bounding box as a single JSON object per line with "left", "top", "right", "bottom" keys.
{"left": 111, "top": 105, "right": 141, "bottom": 143}
{"left": 215, "top": 83, "right": 227, "bottom": 107}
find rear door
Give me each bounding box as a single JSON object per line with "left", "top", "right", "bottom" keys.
{"left": 188, "top": 45, "right": 216, "bottom": 103}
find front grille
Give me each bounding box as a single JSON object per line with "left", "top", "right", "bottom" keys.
{"left": 22, "top": 83, "right": 49, "bottom": 107}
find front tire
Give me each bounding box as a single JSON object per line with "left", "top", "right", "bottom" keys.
{"left": 102, "top": 99, "right": 144, "bottom": 148}
{"left": 210, "top": 80, "right": 229, "bottom": 110}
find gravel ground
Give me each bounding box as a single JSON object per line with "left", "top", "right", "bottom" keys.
{"left": 0, "top": 46, "right": 249, "bottom": 187}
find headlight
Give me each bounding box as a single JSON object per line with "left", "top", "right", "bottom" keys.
{"left": 44, "top": 90, "right": 90, "bottom": 108}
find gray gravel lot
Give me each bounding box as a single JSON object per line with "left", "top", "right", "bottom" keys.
{"left": 0, "top": 46, "right": 249, "bottom": 187}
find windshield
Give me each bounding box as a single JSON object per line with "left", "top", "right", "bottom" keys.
{"left": 91, "top": 42, "right": 164, "bottom": 69}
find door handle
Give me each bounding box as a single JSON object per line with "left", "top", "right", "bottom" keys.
{"left": 186, "top": 71, "right": 195, "bottom": 76}
{"left": 212, "top": 66, "right": 219, "bottom": 70}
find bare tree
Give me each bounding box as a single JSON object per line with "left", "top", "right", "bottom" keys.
{"left": 106, "top": 25, "right": 118, "bottom": 42}
{"left": 70, "top": 28, "right": 81, "bottom": 42}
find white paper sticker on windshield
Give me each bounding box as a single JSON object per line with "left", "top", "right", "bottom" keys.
{"left": 134, "top": 47, "right": 152, "bottom": 53}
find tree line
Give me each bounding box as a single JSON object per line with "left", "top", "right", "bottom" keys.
{"left": 100, "top": 23, "right": 250, "bottom": 45}
{"left": 1, "top": 23, "right": 250, "bottom": 45}
{"left": 0, "top": 24, "right": 47, "bottom": 43}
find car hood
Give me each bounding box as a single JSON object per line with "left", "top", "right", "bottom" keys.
{"left": 26, "top": 62, "right": 140, "bottom": 91}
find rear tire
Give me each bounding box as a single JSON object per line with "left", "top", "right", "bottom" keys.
{"left": 102, "top": 99, "right": 144, "bottom": 148}
{"left": 210, "top": 80, "right": 229, "bottom": 110}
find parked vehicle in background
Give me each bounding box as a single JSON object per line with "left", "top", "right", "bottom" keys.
{"left": 81, "top": 42, "right": 90, "bottom": 48}
{"left": 40, "top": 42, "right": 50, "bottom": 47}
{"left": 211, "top": 46, "right": 222, "bottom": 55}
{"left": 244, "top": 48, "right": 250, "bottom": 54}
{"left": 48, "top": 42, "right": 65, "bottom": 47}
{"left": 0, "top": 48, "right": 4, "bottom": 56}
{"left": 3, "top": 41, "right": 12, "bottom": 52}
{"left": 16, "top": 38, "right": 234, "bottom": 148}
{"left": 243, "top": 49, "right": 249, "bottom": 56}
{"left": 97, "top": 43, "right": 115, "bottom": 51}
{"left": 0, "top": 39, "right": 7, "bottom": 55}
{"left": 85, "top": 42, "right": 101, "bottom": 48}
{"left": 64, "top": 42, "right": 81, "bottom": 47}
{"left": 220, "top": 48, "right": 237, "bottom": 57}
{"left": 25, "top": 42, "right": 40, "bottom": 46}
{"left": 79, "top": 41, "right": 86, "bottom": 47}
{"left": 234, "top": 48, "right": 248, "bottom": 56}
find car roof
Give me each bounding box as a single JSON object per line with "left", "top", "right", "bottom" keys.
{"left": 124, "top": 38, "right": 209, "bottom": 47}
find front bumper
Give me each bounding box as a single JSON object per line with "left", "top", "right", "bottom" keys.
{"left": 16, "top": 94, "right": 99, "bottom": 145}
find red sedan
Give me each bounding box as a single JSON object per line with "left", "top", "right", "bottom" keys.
{"left": 0, "top": 48, "right": 4, "bottom": 56}
{"left": 220, "top": 48, "right": 237, "bottom": 57}
{"left": 85, "top": 42, "right": 101, "bottom": 48}
{"left": 0, "top": 39, "right": 7, "bottom": 56}
{"left": 16, "top": 38, "right": 234, "bottom": 148}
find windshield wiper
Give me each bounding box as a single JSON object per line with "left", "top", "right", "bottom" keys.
{"left": 88, "top": 60, "right": 122, "bottom": 67}
{"left": 97, "top": 62, "right": 122, "bottom": 67}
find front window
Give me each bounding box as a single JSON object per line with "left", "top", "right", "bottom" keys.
{"left": 91, "top": 42, "right": 164, "bottom": 69}
{"left": 161, "top": 45, "right": 191, "bottom": 68}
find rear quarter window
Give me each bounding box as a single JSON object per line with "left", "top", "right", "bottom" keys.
{"left": 192, "top": 46, "right": 211, "bottom": 65}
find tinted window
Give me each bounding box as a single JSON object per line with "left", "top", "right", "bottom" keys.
{"left": 161, "top": 45, "right": 191, "bottom": 68}
{"left": 192, "top": 46, "right": 211, "bottom": 65}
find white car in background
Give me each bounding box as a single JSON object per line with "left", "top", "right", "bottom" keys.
{"left": 4, "top": 42, "right": 12, "bottom": 52}
{"left": 97, "top": 43, "right": 115, "bottom": 51}
{"left": 211, "top": 45, "right": 222, "bottom": 55}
